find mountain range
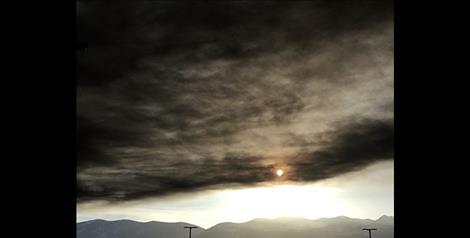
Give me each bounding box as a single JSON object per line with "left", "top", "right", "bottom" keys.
{"left": 77, "top": 215, "right": 393, "bottom": 238}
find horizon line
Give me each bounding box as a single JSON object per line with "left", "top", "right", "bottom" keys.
{"left": 76, "top": 214, "right": 394, "bottom": 229}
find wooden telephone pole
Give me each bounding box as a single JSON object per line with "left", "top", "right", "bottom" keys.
{"left": 362, "top": 228, "right": 377, "bottom": 238}
{"left": 184, "top": 226, "right": 198, "bottom": 238}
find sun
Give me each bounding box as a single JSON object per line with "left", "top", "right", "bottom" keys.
{"left": 276, "top": 169, "right": 284, "bottom": 176}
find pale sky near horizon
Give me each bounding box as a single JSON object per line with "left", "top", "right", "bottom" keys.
{"left": 77, "top": 161, "right": 393, "bottom": 229}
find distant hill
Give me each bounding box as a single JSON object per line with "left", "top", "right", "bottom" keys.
{"left": 77, "top": 215, "right": 393, "bottom": 238}
{"left": 76, "top": 219, "right": 204, "bottom": 238}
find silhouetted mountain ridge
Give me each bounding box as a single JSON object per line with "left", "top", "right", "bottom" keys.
{"left": 77, "top": 215, "right": 393, "bottom": 238}
{"left": 77, "top": 219, "right": 204, "bottom": 238}
{"left": 376, "top": 215, "right": 393, "bottom": 224}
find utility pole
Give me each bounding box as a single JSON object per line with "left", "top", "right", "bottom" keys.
{"left": 184, "top": 226, "right": 198, "bottom": 238}
{"left": 362, "top": 228, "right": 377, "bottom": 238}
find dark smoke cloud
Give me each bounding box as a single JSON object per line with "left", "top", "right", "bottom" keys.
{"left": 290, "top": 118, "right": 394, "bottom": 182}
{"left": 77, "top": 118, "right": 393, "bottom": 202}
{"left": 77, "top": 0, "right": 393, "bottom": 202}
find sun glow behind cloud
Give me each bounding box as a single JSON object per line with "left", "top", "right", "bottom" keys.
{"left": 77, "top": 161, "right": 393, "bottom": 229}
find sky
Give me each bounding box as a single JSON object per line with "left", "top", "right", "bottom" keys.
{"left": 77, "top": 0, "right": 394, "bottom": 227}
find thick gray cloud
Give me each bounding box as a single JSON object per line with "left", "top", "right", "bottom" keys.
{"left": 77, "top": 0, "right": 393, "bottom": 202}
{"left": 289, "top": 118, "right": 394, "bottom": 182}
